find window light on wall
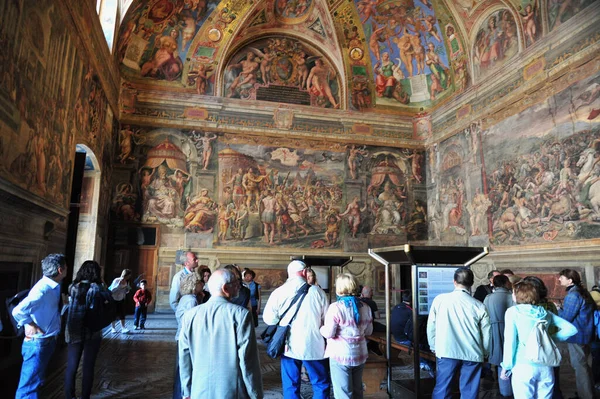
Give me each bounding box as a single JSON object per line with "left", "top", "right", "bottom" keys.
{"left": 96, "top": 0, "right": 119, "bottom": 52}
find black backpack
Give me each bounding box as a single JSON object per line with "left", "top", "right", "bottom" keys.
{"left": 5, "top": 289, "right": 31, "bottom": 337}
{"left": 85, "top": 286, "right": 116, "bottom": 332}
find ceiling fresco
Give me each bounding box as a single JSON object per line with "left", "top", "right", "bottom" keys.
{"left": 116, "top": 0, "right": 599, "bottom": 113}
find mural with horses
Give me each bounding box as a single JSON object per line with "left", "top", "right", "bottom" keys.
{"left": 427, "top": 71, "right": 600, "bottom": 247}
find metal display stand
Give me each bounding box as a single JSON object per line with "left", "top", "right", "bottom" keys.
{"left": 291, "top": 255, "right": 353, "bottom": 302}
{"left": 368, "top": 244, "right": 489, "bottom": 398}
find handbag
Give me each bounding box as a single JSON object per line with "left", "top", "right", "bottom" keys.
{"left": 263, "top": 284, "right": 310, "bottom": 359}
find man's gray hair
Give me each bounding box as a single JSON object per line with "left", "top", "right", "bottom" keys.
{"left": 41, "top": 254, "right": 66, "bottom": 277}
{"left": 207, "top": 268, "right": 236, "bottom": 295}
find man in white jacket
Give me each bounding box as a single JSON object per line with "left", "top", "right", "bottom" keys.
{"left": 263, "top": 260, "right": 330, "bottom": 398}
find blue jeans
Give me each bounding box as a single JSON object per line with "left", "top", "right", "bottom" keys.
{"left": 134, "top": 305, "right": 147, "bottom": 328}
{"left": 16, "top": 337, "right": 57, "bottom": 399}
{"left": 281, "top": 355, "right": 330, "bottom": 398}
{"left": 65, "top": 335, "right": 102, "bottom": 399}
{"left": 432, "top": 357, "right": 481, "bottom": 399}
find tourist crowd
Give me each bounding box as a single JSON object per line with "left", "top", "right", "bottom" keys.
{"left": 9, "top": 251, "right": 600, "bottom": 399}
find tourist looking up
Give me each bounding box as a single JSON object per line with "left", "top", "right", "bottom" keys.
{"left": 427, "top": 267, "right": 491, "bottom": 399}
{"left": 263, "top": 260, "right": 330, "bottom": 398}
{"left": 320, "top": 273, "right": 373, "bottom": 399}
{"left": 64, "top": 260, "right": 105, "bottom": 399}
{"left": 12, "top": 253, "right": 67, "bottom": 399}
{"left": 483, "top": 274, "right": 514, "bottom": 397}
{"left": 179, "top": 268, "right": 263, "bottom": 398}
{"left": 500, "top": 281, "right": 576, "bottom": 399}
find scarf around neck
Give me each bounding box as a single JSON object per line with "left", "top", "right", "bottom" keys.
{"left": 337, "top": 295, "right": 361, "bottom": 325}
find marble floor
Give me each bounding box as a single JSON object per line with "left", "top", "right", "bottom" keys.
{"left": 31, "top": 312, "right": 585, "bottom": 398}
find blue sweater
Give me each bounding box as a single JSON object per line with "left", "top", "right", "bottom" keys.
{"left": 559, "top": 285, "right": 595, "bottom": 344}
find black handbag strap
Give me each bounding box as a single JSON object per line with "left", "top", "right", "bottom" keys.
{"left": 278, "top": 284, "right": 309, "bottom": 326}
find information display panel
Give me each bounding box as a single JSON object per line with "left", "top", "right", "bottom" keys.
{"left": 417, "top": 266, "right": 464, "bottom": 315}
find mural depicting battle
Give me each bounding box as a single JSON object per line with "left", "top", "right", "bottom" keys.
{"left": 111, "top": 127, "right": 427, "bottom": 250}
{"left": 428, "top": 72, "right": 600, "bottom": 246}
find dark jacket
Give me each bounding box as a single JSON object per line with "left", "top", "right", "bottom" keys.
{"left": 391, "top": 302, "right": 412, "bottom": 342}
{"left": 65, "top": 281, "right": 103, "bottom": 344}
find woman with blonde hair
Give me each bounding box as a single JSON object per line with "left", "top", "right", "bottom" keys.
{"left": 500, "top": 281, "right": 576, "bottom": 398}
{"left": 109, "top": 269, "right": 132, "bottom": 333}
{"left": 320, "top": 273, "right": 373, "bottom": 399}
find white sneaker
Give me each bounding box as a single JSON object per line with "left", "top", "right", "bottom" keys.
{"left": 111, "top": 327, "right": 117, "bottom": 333}
{"left": 121, "top": 328, "right": 130, "bottom": 334}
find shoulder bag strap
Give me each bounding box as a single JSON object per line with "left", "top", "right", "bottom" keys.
{"left": 286, "top": 284, "right": 310, "bottom": 326}
{"left": 277, "top": 284, "right": 310, "bottom": 326}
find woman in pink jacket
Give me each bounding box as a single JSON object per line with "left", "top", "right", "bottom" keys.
{"left": 320, "top": 273, "right": 373, "bottom": 399}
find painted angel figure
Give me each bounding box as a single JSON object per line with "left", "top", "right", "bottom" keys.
{"left": 346, "top": 145, "right": 369, "bottom": 180}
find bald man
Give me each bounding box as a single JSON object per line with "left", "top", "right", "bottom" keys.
{"left": 179, "top": 268, "right": 263, "bottom": 398}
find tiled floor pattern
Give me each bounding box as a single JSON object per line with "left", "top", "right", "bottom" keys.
{"left": 38, "top": 313, "right": 583, "bottom": 398}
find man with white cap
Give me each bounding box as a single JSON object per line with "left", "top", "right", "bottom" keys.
{"left": 263, "top": 260, "right": 330, "bottom": 398}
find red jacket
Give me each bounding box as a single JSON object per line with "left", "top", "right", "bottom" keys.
{"left": 134, "top": 288, "right": 152, "bottom": 307}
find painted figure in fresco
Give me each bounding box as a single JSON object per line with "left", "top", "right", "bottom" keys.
{"left": 475, "top": 16, "right": 505, "bottom": 71}
{"left": 170, "top": 170, "right": 191, "bottom": 204}
{"left": 340, "top": 196, "right": 366, "bottom": 238}
{"left": 400, "top": 150, "right": 423, "bottom": 184}
{"left": 257, "top": 47, "right": 276, "bottom": 85}
{"left": 217, "top": 204, "right": 235, "bottom": 241}
{"left": 243, "top": 168, "right": 266, "bottom": 211}
{"left": 227, "top": 52, "right": 260, "bottom": 97}
{"left": 371, "top": 182, "right": 404, "bottom": 234}
{"left": 324, "top": 210, "right": 342, "bottom": 247}
{"left": 407, "top": 199, "right": 427, "bottom": 240}
{"left": 293, "top": 51, "right": 309, "bottom": 89}
{"left": 198, "top": 132, "right": 217, "bottom": 170}
{"left": 467, "top": 187, "right": 491, "bottom": 236}
{"left": 225, "top": 168, "right": 245, "bottom": 207}
{"left": 184, "top": 189, "right": 217, "bottom": 233}
{"left": 191, "top": 64, "right": 214, "bottom": 95}
{"left": 346, "top": 145, "right": 369, "bottom": 180}
{"left": 425, "top": 43, "right": 448, "bottom": 100}
{"left": 113, "top": 183, "right": 138, "bottom": 221}
{"left": 144, "top": 165, "right": 181, "bottom": 222}
{"left": 140, "top": 29, "right": 183, "bottom": 81}
{"left": 119, "top": 125, "right": 145, "bottom": 164}
{"left": 235, "top": 203, "right": 249, "bottom": 240}
{"left": 307, "top": 58, "right": 339, "bottom": 108}
{"left": 374, "top": 52, "right": 401, "bottom": 99}
{"left": 421, "top": 14, "right": 441, "bottom": 42}
{"left": 140, "top": 168, "right": 155, "bottom": 193}
{"left": 520, "top": 1, "right": 538, "bottom": 45}
{"left": 260, "top": 190, "right": 277, "bottom": 245}
{"left": 118, "top": 19, "right": 137, "bottom": 59}
{"left": 357, "top": 0, "right": 378, "bottom": 24}
{"left": 369, "top": 25, "right": 387, "bottom": 62}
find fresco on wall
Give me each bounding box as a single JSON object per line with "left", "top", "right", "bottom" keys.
{"left": 0, "top": 2, "right": 110, "bottom": 209}
{"left": 118, "top": 0, "right": 222, "bottom": 81}
{"left": 429, "top": 72, "right": 600, "bottom": 247}
{"left": 223, "top": 38, "right": 341, "bottom": 108}
{"left": 111, "top": 127, "right": 427, "bottom": 249}
{"left": 355, "top": 0, "right": 454, "bottom": 107}
{"left": 473, "top": 9, "right": 519, "bottom": 80}
{"left": 547, "top": 0, "right": 597, "bottom": 31}
{"left": 519, "top": 0, "right": 541, "bottom": 47}
{"left": 217, "top": 143, "right": 346, "bottom": 247}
